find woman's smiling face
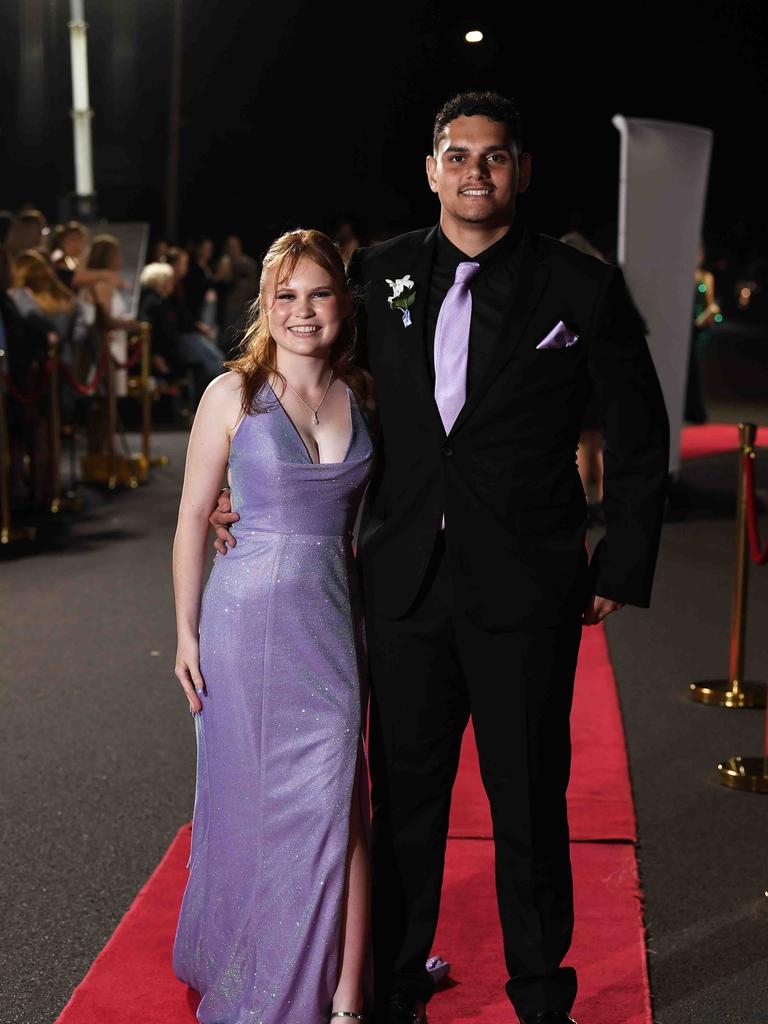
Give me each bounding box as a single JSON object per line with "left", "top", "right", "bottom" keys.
{"left": 266, "top": 257, "right": 348, "bottom": 358}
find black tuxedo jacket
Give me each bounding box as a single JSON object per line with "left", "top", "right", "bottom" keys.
{"left": 347, "top": 224, "right": 670, "bottom": 631}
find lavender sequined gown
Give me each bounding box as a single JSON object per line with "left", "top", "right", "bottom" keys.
{"left": 173, "top": 384, "right": 373, "bottom": 1023}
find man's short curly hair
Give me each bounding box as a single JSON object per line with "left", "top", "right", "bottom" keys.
{"left": 432, "top": 91, "right": 523, "bottom": 154}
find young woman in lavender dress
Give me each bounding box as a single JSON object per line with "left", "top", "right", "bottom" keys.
{"left": 172, "top": 229, "right": 374, "bottom": 1024}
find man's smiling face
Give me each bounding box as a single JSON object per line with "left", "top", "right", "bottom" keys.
{"left": 426, "top": 115, "right": 531, "bottom": 231}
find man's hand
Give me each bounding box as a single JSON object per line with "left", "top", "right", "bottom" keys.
{"left": 210, "top": 488, "right": 239, "bottom": 555}
{"left": 582, "top": 594, "right": 624, "bottom": 625}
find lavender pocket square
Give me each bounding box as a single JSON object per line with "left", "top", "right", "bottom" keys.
{"left": 536, "top": 321, "right": 579, "bottom": 350}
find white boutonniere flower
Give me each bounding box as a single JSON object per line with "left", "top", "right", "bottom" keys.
{"left": 385, "top": 275, "right": 416, "bottom": 327}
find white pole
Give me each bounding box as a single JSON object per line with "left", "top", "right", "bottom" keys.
{"left": 68, "top": 0, "right": 94, "bottom": 199}
{"left": 612, "top": 115, "right": 629, "bottom": 267}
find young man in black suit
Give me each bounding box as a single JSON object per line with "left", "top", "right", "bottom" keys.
{"left": 211, "top": 91, "right": 669, "bottom": 1024}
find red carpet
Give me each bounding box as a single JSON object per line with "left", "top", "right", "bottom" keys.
{"left": 55, "top": 820, "right": 650, "bottom": 1024}
{"left": 55, "top": 621, "right": 651, "bottom": 1024}
{"left": 680, "top": 421, "right": 766, "bottom": 460}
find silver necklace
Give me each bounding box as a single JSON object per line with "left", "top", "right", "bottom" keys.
{"left": 282, "top": 371, "right": 334, "bottom": 425}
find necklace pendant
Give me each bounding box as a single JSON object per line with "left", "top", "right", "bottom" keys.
{"left": 313, "top": 412, "right": 319, "bottom": 425}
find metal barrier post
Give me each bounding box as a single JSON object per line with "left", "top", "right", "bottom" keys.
{"left": 690, "top": 423, "right": 766, "bottom": 708}
{"left": 0, "top": 351, "right": 37, "bottom": 544}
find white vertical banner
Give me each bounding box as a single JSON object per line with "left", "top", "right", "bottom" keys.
{"left": 612, "top": 116, "right": 713, "bottom": 474}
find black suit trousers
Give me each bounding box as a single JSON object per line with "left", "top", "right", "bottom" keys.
{"left": 365, "top": 532, "right": 581, "bottom": 1017}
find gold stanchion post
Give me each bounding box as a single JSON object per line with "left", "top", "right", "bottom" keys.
{"left": 80, "top": 327, "right": 146, "bottom": 489}
{"left": 140, "top": 321, "right": 151, "bottom": 467}
{"left": 51, "top": 345, "right": 85, "bottom": 514}
{"left": 105, "top": 328, "right": 119, "bottom": 488}
{"left": 0, "top": 351, "right": 37, "bottom": 544}
{"left": 690, "top": 422, "right": 766, "bottom": 708}
{"left": 139, "top": 321, "right": 168, "bottom": 469}
{"left": 48, "top": 340, "right": 62, "bottom": 514}
{"left": 717, "top": 690, "right": 768, "bottom": 793}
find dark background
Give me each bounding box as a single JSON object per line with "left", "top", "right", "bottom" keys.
{"left": 1, "top": 0, "right": 766, "bottom": 269}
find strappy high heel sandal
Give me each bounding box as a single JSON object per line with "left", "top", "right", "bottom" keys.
{"left": 330, "top": 1013, "right": 365, "bottom": 1021}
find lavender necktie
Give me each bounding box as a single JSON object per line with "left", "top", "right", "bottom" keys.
{"left": 434, "top": 260, "right": 480, "bottom": 433}
{"left": 434, "top": 260, "right": 480, "bottom": 528}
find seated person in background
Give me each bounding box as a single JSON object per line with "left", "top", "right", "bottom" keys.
{"left": 4, "top": 208, "right": 48, "bottom": 259}
{"left": 149, "top": 238, "right": 169, "bottom": 263}
{"left": 138, "top": 262, "right": 183, "bottom": 380}
{"left": 3, "top": 246, "right": 64, "bottom": 506}
{"left": 684, "top": 239, "right": 720, "bottom": 424}
{"left": 0, "top": 210, "right": 14, "bottom": 245}
{"left": 213, "top": 234, "right": 260, "bottom": 358}
{"left": 10, "top": 249, "right": 94, "bottom": 427}
{"left": 167, "top": 246, "right": 218, "bottom": 341}
{"left": 184, "top": 237, "right": 219, "bottom": 337}
{"left": 81, "top": 235, "right": 141, "bottom": 399}
{"left": 331, "top": 217, "right": 362, "bottom": 267}
{"left": 0, "top": 246, "right": 52, "bottom": 383}
{"left": 49, "top": 221, "right": 123, "bottom": 293}
{"left": 166, "top": 246, "right": 224, "bottom": 405}
{"left": 9, "top": 249, "right": 90, "bottom": 353}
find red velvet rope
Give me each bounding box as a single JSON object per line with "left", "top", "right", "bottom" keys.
{"left": 4, "top": 342, "right": 141, "bottom": 402}
{"left": 744, "top": 451, "right": 768, "bottom": 565}
{"left": 59, "top": 350, "right": 110, "bottom": 396}
{"left": 110, "top": 343, "right": 143, "bottom": 371}
{"left": 1, "top": 361, "right": 52, "bottom": 404}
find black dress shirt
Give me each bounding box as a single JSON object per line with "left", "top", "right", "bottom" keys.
{"left": 425, "top": 215, "right": 525, "bottom": 395}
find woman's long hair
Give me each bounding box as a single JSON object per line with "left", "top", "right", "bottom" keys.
{"left": 86, "top": 234, "right": 121, "bottom": 271}
{"left": 225, "top": 229, "right": 370, "bottom": 417}
{"left": 13, "top": 249, "right": 75, "bottom": 314}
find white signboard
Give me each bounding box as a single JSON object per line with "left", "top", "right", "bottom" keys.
{"left": 612, "top": 116, "right": 713, "bottom": 474}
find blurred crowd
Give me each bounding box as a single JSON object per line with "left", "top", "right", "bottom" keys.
{"left": 0, "top": 206, "right": 271, "bottom": 518}
{"left": 0, "top": 205, "right": 377, "bottom": 525}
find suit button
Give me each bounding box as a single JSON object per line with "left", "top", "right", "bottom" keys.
{"left": 442, "top": 443, "right": 454, "bottom": 457}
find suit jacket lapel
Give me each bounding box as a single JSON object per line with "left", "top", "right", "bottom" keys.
{"left": 394, "top": 226, "right": 441, "bottom": 420}
{"left": 450, "top": 229, "right": 550, "bottom": 436}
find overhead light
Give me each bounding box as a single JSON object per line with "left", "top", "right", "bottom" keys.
{"left": 465, "top": 30, "right": 483, "bottom": 43}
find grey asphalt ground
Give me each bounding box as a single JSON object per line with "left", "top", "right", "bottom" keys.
{"left": 1, "top": 432, "right": 196, "bottom": 1024}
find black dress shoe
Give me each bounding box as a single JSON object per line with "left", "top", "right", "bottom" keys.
{"left": 519, "top": 1013, "right": 577, "bottom": 1024}
{"left": 378, "top": 997, "right": 427, "bottom": 1024}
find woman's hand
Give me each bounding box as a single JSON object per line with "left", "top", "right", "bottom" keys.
{"left": 172, "top": 375, "right": 240, "bottom": 713}
{"left": 175, "top": 636, "right": 205, "bottom": 713}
